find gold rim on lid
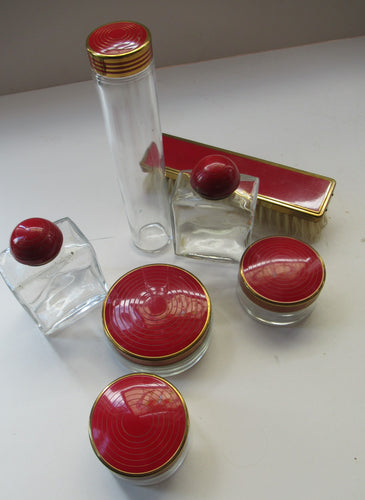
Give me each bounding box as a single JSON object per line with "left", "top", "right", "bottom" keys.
{"left": 86, "top": 21, "right": 153, "bottom": 77}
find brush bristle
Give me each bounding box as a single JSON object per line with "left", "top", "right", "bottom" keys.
{"left": 253, "top": 203, "right": 327, "bottom": 243}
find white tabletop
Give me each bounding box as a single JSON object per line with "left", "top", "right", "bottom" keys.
{"left": 1, "top": 36, "right": 365, "bottom": 499}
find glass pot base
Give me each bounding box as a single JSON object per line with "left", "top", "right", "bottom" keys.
{"left": 111, "top": 326, "right": 211, "bottom": 377}
{"left": 237, "top": 286, "right": 315, "bottom": 326}
{"left": 112, "top": 435, "right": 189, "bottom": 485}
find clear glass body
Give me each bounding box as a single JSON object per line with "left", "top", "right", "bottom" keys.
{"left": 94, "top": 63, "right": 172, "bottom": 252}
{"left": 0, "top": 217, "right": 108, "bottom": 334}
{"left": 112, "top": 434, "right": 189, "bottom": 486}
{"left": 171, "top": 171, "right": 259, "bottom": 262}
{"left": 111, "top": 326, "right": 211, "bottom": 377}
{"left": 236, "top": 284, "right": 316, "bottom": 326}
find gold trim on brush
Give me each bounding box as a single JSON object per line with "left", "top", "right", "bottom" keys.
{"left": 163, "top": 133, "right": 336, "bottom": 220}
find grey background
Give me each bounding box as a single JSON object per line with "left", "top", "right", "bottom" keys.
{"left": 1, "top": 0, "right": 365, "bottom": 95}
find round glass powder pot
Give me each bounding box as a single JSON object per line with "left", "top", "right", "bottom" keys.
{"left": 103, "top": 264, "right": 211, "bottom": 376}
{"left": 89, "top": 373, "right": 189, "bottom": 485}
{"left": 237, "top": 236, "right": 326, "bottom": 326}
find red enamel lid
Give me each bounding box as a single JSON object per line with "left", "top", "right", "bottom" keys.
{"left": 89, "top": 373, "right": 189, "bottom": 477}
{"left": 239, "top": 237, "right": 325, "bottom": 311}
{"left": 10, "top": 218, "right": 63, "bottom": 266}
{"left": 86, "top": 21, "right": 153, "bottom": 77}
{"left": 190, "top": 155, "right": 241, "bottom": 199}
{"left": 103, "top": 264, "right": 211, "bottom": 364}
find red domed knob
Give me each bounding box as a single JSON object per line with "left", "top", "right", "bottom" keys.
{"left": 190, "top": 155, "right": 240, "bottom": 200}
{"left": 10, "top": 218, "right": 63, "bottom": 266}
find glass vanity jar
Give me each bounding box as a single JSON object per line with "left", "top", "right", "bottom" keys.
{"left": 102, "top": 264, "right": 211, "bottom": 376}
{"left": 86, "top": 21, "right": 171, "bottom": 253}
{"left": 89, "top": 373, "right": 189, "bottom": 485}
{"left": 171, "top": 155, "right": 259, "bottom": 262}
{"left": 237, "top": 236, "right": 326, "bottom": 326}
{"left": 0, "top": 217, "right": 108, "bottom": 334}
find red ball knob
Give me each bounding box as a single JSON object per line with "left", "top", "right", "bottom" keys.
{"left": 10, "top": 218, "right": 63, "bottom": 266}
{"left": 190, "top": 155, "right": 240, "bottom": 200}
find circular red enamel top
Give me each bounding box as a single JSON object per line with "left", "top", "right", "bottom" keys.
{"left": 240, "top": 237, "right": 325, "bottom": 305}
{"left": 87, "top": 22, "right": 153, "bottom": 77}
{"left": 89, "top": 373, "right": 188, "bottom": 476}
{"left": 190, "top": 155, "right": 240, "bottom": 200}
{"left": 10, "top": 218, "right": 63, "bottom": 266}
{"left": 103, "top": 265, "right": 210, "bottom": 360}
{"left": 87, "top": 21, "right": 148, "bottom": 55}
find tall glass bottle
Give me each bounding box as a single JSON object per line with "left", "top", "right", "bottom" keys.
{"left": 86, "top": 21, "right": 171, "bottom": 252}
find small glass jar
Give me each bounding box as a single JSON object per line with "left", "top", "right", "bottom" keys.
{"left": 89, "top": 373, "right": 189, "bottom": 485}
{"left": 0, "top": 217, "right": 108, "bottom": 334}
{"left": 237, "top": 236, "right": 326, "bottom": 326}
{"left": 171, "top": 155, "right": 259, "bottom": 262}
{"left": 102, "top": 264, "right": 211, "bottom": 376}
{"left": 86, "top": 21, "right": 171, "bottom": 253}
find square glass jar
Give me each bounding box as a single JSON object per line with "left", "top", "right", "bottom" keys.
{"left": 0, "top": 217, "right": 108, "bottom": 334}
{"left": 171, "top": 171, "right": 259, "bottom": 262}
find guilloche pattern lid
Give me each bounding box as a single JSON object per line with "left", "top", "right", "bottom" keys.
{"left": 103, "top": 264, "right": 211, "bottom": 364}
{"left": 239, "top": 237, "right": 326, "bottom": 312}
{"left": 86, "top": 21, "right": 153, "bottom": 77}
{"left": 89, "top": 373, "right": 189, "bottom": 477}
